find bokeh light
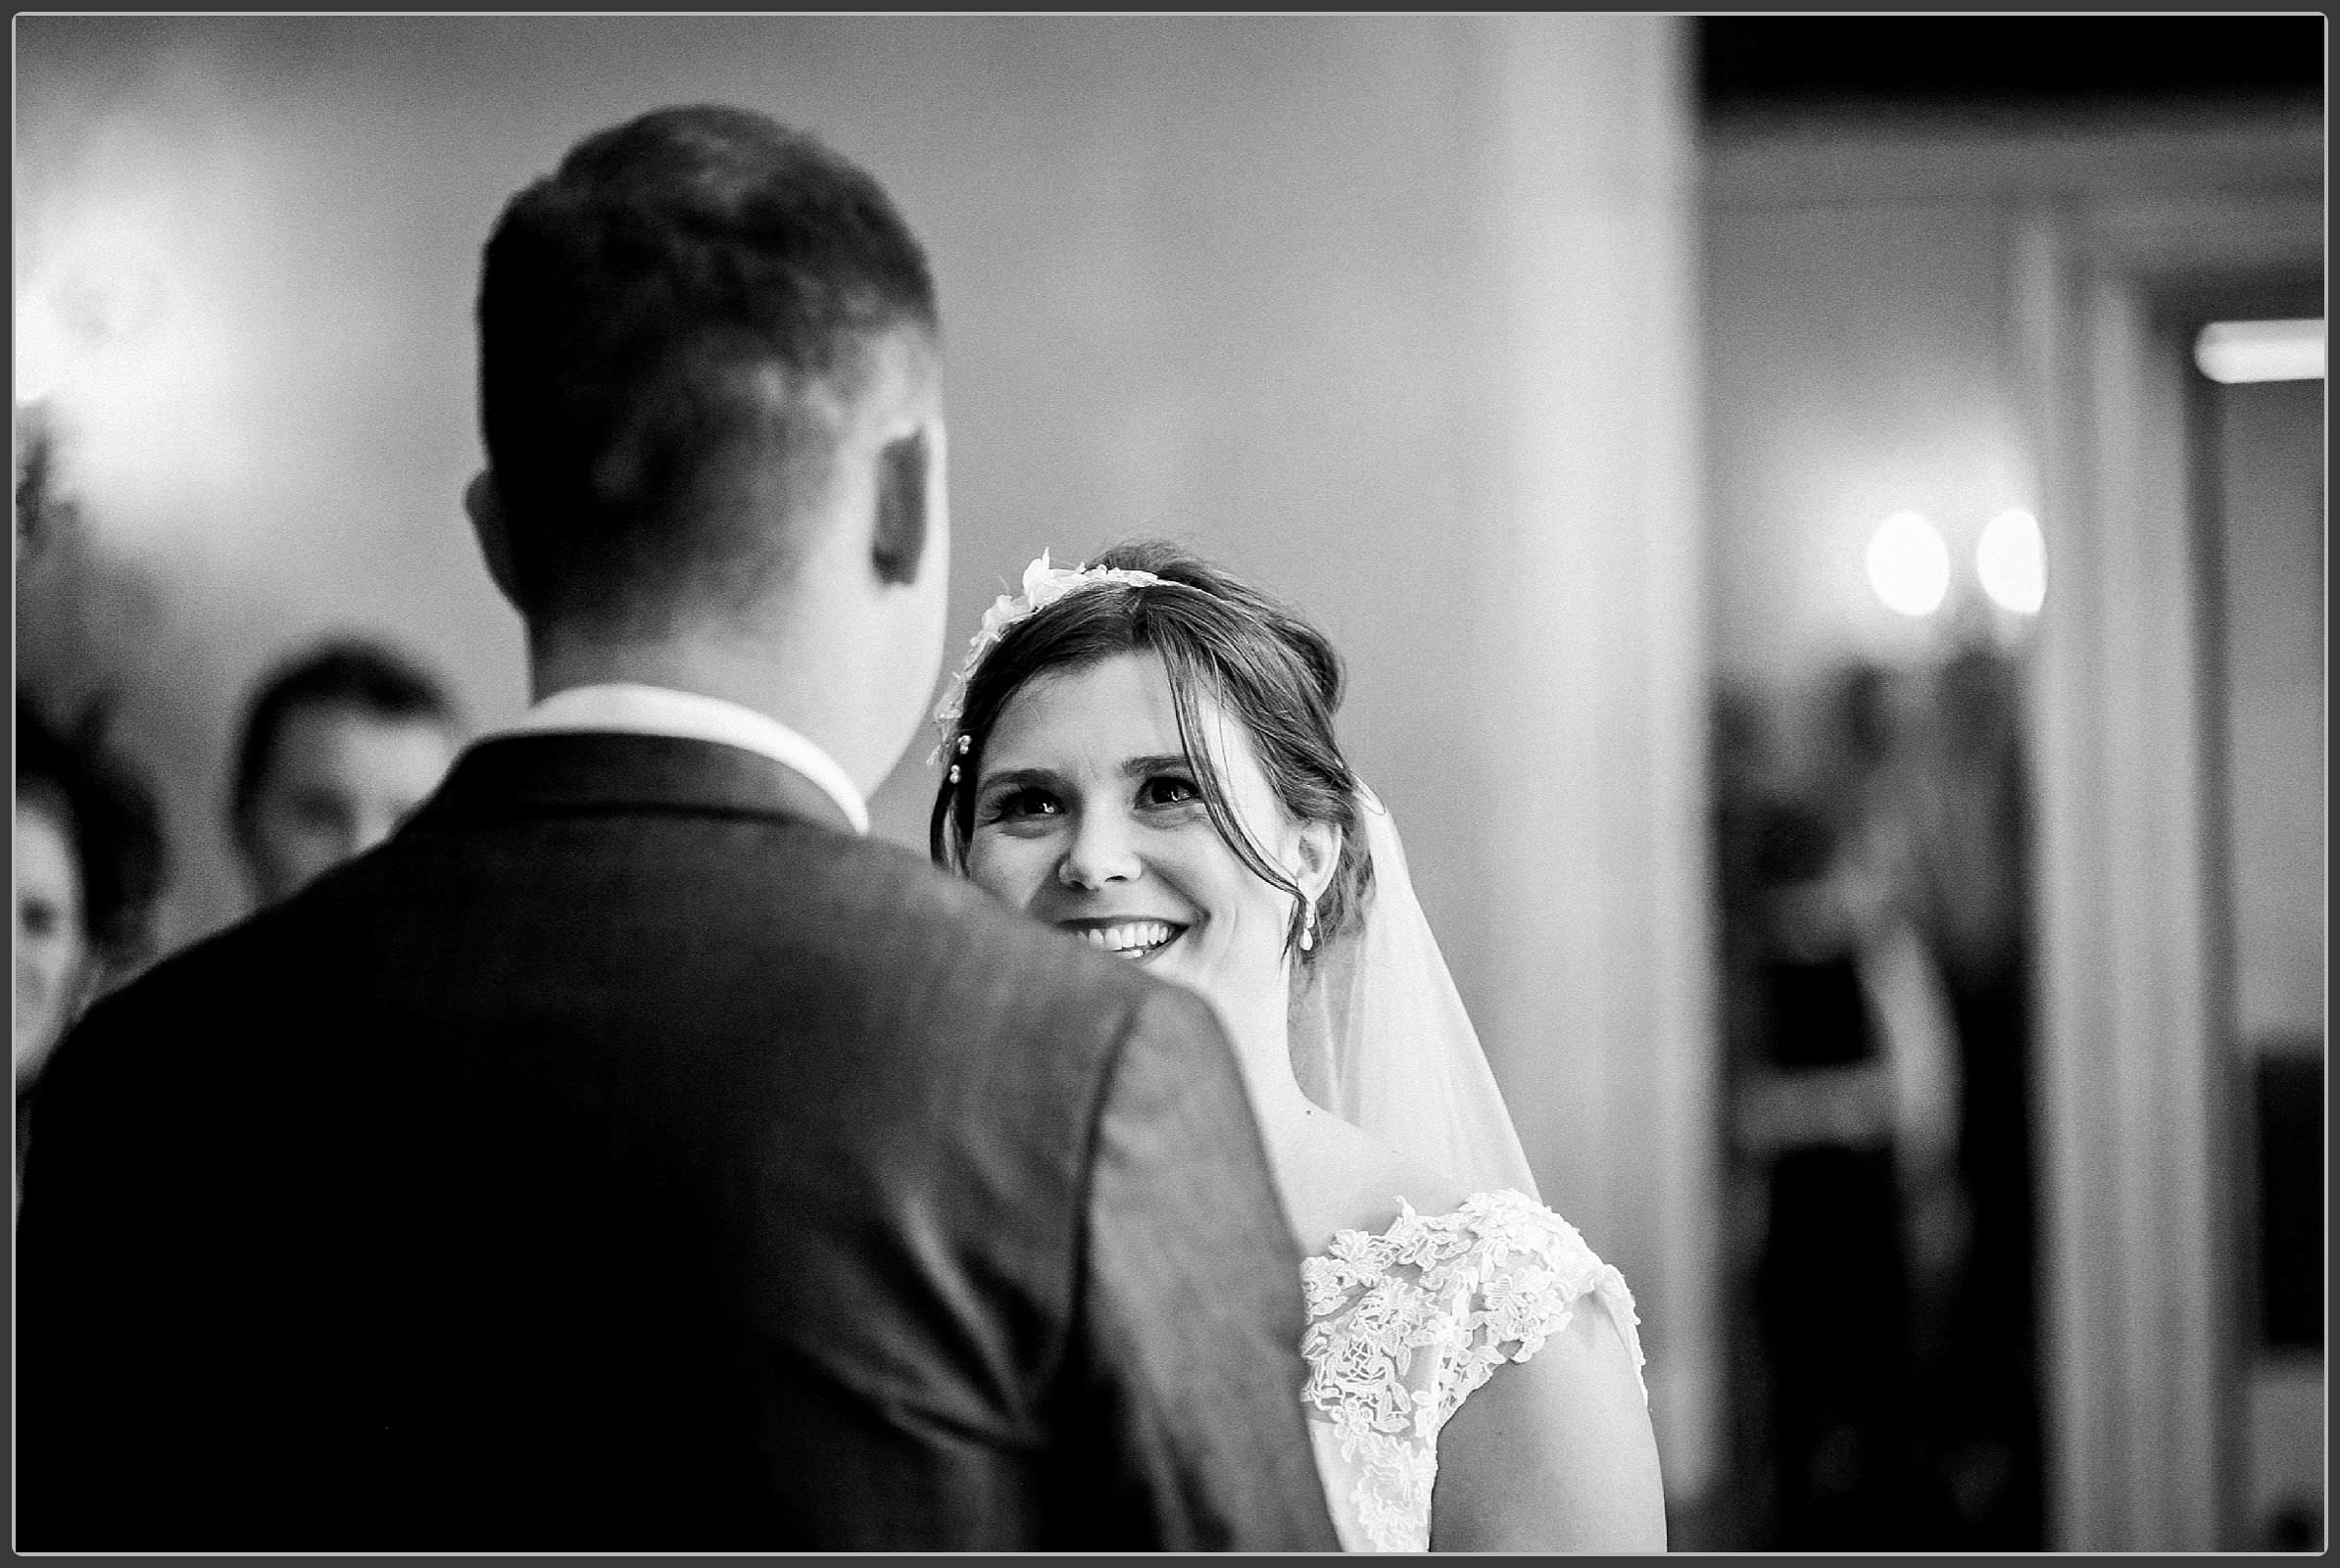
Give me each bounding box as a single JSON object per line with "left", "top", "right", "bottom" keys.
{"left": 1867, "top": 510, "right": 1948, "bottom": 617}
{"left": 1976, "top": 508, "right": 2046, "bottom": 614}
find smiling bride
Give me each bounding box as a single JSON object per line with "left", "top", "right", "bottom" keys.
{"left": 930, "top": 542, "right": 1667, "bottom": 1552}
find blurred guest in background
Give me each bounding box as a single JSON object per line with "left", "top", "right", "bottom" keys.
{"left": 1900, "top": 639, "right": 2043, "bottom": 1546}
{"left": 1820, "top": 662, "right": 1971, "bottom": 1320}
{"left": 1735, "top": 795, "right": 1921, "bottom": 1546}
{"left": 15, "top": 405, "right": 73, "bottom": 564}
{"left": 228, "top": 637, "right": 463, "bottom": 906}
{"left": 15, "top": 691, "right": 168, "bottom": 1213}
{"left": 1717, "top": 646, "right": 2041, "bottom": 1550}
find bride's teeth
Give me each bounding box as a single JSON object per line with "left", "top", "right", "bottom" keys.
{"left": 1077, "top": 920, "right": 1175, "bottom": 955}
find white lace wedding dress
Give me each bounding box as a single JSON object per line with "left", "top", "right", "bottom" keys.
{"left": 1298, "top": 1188, "right": 1648, "bottom": 1552}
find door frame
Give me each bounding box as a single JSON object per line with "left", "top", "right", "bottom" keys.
{"left": 2009, "top": 184, "right": 2321, "bottom": 1550}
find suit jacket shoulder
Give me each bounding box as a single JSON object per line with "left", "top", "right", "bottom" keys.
{"left": 19, "top": 735, "right": 1308, "bottom": 1550}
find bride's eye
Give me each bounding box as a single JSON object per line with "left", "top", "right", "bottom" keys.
{"left": 1137, "top": 774, "right": 1202, "bottom": 810}
{"left": 980, "top": 786, "right": 1062, "bottom": 826}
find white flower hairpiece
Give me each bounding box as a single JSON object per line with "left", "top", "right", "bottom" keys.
{"left": 931, "top": 550, "right": 1168, "bottom": 769}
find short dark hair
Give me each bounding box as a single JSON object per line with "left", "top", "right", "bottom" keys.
{"left": 931, "top": 541, "right": 1373, "bottom": 963}
{"left": 16, "top": 691, "right": 169, "bottom": 967}
{"left": 477, "top": 104, "right": 939, "bottom": 625}
{"left": 230, "top": 638, "right": 459, "bottom": 828}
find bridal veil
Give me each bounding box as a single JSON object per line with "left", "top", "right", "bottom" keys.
{"left": 1286, "top": 787, "right": 1543, "bottom": 1202}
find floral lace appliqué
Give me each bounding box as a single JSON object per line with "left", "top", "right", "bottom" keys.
{"left": 1297, "top": 1189, "right": 1647, "bottom": 1552}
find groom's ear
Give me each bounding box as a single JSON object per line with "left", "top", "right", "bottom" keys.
{"left": 870, "top": 425, "right": 930, "bottom": 586}
{"left": 463, "top": 467, "right": 523, "bottom": 610}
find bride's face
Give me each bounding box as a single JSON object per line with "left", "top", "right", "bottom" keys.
{"left": 965, "top": 651, "right": 1327, "bottom": 1016}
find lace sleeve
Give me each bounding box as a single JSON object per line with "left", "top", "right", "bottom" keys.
{"left": 1435, "top": 1190, "right": 1648, "bottom": 1427}
{"left": 1297, "top": 1190, "right": 1647, "bottom": 1552}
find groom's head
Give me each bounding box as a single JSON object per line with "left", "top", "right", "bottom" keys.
{"left": 468, "top": 105, "right": 949, "bottom": 775}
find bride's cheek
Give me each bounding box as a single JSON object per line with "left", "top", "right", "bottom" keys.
{"left": 971, "top": 839, "right": 1041, "bottom": 907}
{"left": 963, "top": 837, "right": 1005, "bottom": 898}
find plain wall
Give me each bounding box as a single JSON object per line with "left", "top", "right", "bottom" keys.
{"left": 2213, "top": 376, "right": 2325, "bottom": 1051}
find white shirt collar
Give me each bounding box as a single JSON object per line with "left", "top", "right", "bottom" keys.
{"left": 494, "top": 682, "right": 870, "bottom": 835}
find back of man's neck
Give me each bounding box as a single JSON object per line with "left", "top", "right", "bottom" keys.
{"left": 528, "top": 633, "right": 853, "bottom": 774}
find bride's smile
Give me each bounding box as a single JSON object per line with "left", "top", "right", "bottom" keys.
{"left": 1056, "top": 915, "right": 1188, "bottom": 961}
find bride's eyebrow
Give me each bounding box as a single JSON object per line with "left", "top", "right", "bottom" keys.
{"left": 976, "top": 765, "right": 1059, "bottom": 794}
{"left": 1120, "top": 753, "right": 1194, "bottom": 780}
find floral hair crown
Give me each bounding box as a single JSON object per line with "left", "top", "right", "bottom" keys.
{"left": 930, "top": 550, "right": 1170, "bottom": 769}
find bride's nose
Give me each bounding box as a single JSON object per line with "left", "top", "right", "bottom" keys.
{"left": 1056, "top": 809, "right": 1142, "bottom": 889}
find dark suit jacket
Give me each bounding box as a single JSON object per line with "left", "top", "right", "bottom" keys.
{"left": 17, "top": 733, "right": 1338, "bottom": 1552}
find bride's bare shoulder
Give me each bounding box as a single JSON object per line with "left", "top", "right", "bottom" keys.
{"left": 1287, "top": 1108, "right": 1474, "bottom": 1254}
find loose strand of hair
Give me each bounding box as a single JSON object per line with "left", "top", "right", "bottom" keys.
{"left": 1160, "top": 640, "right": 1308, "bottom": 958}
